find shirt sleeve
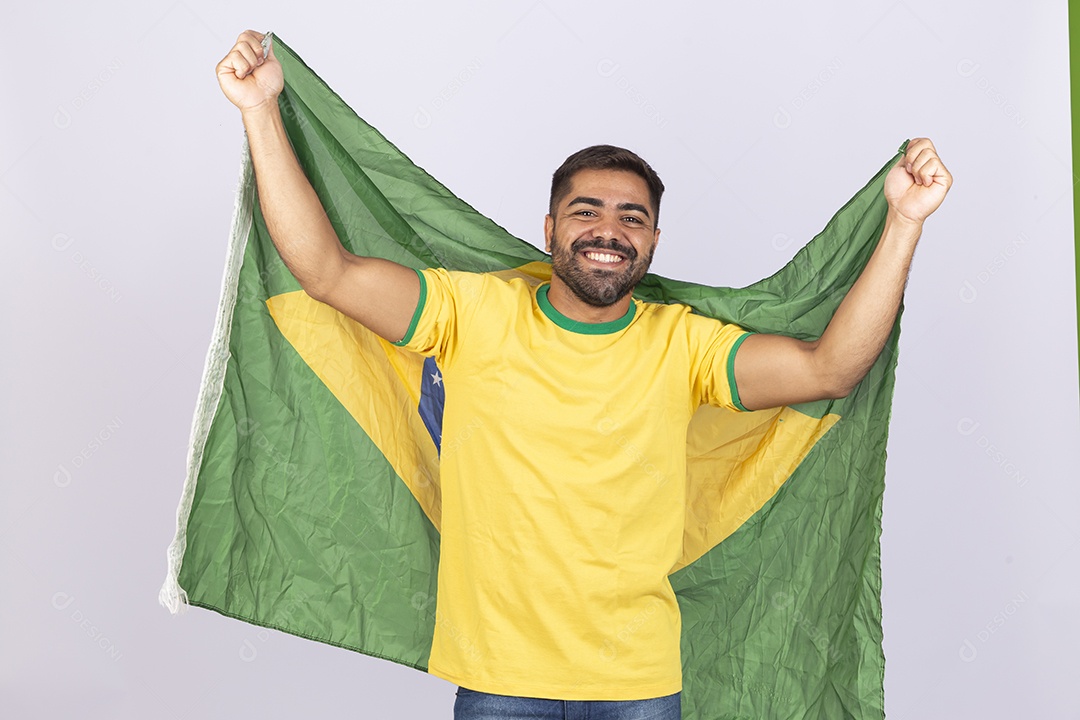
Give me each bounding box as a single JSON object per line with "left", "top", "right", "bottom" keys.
{"left": 685, "top": 311, "right": 755, "bottom": 412}
{"left": 391, "top": 267, "right": 485, "bottom": 367}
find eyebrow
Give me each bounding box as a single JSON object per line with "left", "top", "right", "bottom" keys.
{"left": 566, "top": 196, "right": 651, "bottom": 219}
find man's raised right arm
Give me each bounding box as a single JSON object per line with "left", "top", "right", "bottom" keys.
{"left": 216, "top": 30, "right": 419, "bottom": 343}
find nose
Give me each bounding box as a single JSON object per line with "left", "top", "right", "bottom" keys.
{"left": 588, "top": 221, "right": 633, "bottom": 257}
{"left": 593, "top": 217, "right": 621, "bottom": 241}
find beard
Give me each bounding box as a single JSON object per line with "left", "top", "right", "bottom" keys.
{"left": 549, "top": 230, "right": 656, "bottom": 308}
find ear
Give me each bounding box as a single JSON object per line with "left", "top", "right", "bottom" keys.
{"left": 653, "top": 226, "right": 661, "bottom": 250}
{"left": 544, "top": 214, "right": 554, "bottom": 253}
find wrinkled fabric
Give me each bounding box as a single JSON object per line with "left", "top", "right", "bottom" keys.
{"left": 168, "top": 35, "right": 903, "bottom": 720}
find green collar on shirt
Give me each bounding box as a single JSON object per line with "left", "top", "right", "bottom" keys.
{"left": 536, "top": 283, "right": 637, "bottom": 335}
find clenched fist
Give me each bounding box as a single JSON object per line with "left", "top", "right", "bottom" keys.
{"left": 884, "top": 137, "right": 952, "bottom": 225}
{"left": 216, "top": 30, "right": 283, "bottom": 113}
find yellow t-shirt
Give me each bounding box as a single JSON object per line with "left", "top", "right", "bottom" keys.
{"left": 394, "top": 267, "right": 752, "bottom": 701}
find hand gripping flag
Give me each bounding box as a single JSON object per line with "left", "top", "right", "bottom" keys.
{"left": 162, "top": 34, "right": 907, "bottom": 720}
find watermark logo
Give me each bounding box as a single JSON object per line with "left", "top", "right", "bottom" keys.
{"left": 54, "top": 416, "right": 124, "bottom": 487}
{"left": 595, "top": 59, "right": 668, "bottom": 129}
{"left": 237, "top": 594, "right": 308, "bottom": 662}
{"left": 958, "top": 591, "right": 1029, "bottom": 662}
{"left": 596, "top": 417, "right": 667, "bottom": 487}
{"left": 957, "top": 417, "right": 1028, "bottom": 488}
{"left": 598, "top": 597, "right": 662, "bottom": 662}
{"left": 52, "top": 592, "right": 122, "bottom": 661}
{"left": 958, "top": 233, "right": 1031, "bottom": 304}
{"left": 414, "top": 59, "right": 484, "bottom": 129}
{"left": 50, "top": 233, "right": 122, "bottom": 303}
{"left": 774, "top": 58, "right": 843, "bottom": 130}
{"left": 771, "top": 233, "right": 795, "bottom": 252}
{"left": 956, "top": 58, "right": 1028, "bottom": 129}
{"left": 54, "top": 58, "right": 124, "bottom": 130}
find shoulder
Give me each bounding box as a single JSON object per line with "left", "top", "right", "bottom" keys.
{"left": 643, "top": 299, "right": 740, "bottom": 327}
{"left": 634, "top": 299, "right": 747, "bottom": 343}
{"left": 419, "top": 267, "right": 535, "bottom": 304}
{"left": 633, "top": 298, "right": 698, "bottom": 328}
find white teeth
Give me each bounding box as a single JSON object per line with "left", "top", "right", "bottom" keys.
{"left": 584, "top": 251, "right": 622, "bottom": 264}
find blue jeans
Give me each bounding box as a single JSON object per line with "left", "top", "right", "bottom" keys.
{"left": 453, "top": 686, "right": 681, "bottom": 720}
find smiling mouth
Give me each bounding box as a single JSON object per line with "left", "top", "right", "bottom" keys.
{"left": 580, "top": 250, "right": 626, "bottom": 266}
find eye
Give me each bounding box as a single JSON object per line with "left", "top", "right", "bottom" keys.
{"left": 622, "top": 215, "right": 644, "bottom": 224}
{"left": 575, "top": 210, "right": 597, "bottom": 217}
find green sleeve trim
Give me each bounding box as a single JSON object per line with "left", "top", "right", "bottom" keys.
{"left": 727, "top": 331, "right": 754, "bottom": 412}
{"left": 392, "top": 268, "right": 427, "bottom": 347}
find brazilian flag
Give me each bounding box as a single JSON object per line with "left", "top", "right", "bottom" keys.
{"left": 162, "top": 35, "right": 906, "bottom": 720}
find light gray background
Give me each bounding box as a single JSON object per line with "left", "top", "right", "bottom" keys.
{"left": 2, "top": 1, "right": 1077, "bottom": 718}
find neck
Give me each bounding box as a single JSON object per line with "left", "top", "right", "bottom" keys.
{"left": 546, "top": 275, "right": 633, "bottom": 323}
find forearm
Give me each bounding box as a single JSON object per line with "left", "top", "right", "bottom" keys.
{"left": 241, "top": 102, "right": 347, "bottom": 295}
{"left": 813, "top": 211, "right": 922, "bottom": 394}
{"left": 735, "top": 139, "right": 949, "bottom": 409}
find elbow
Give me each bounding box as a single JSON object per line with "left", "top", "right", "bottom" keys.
{"left": 810, "top": 348, "right": 864, "bottom": 401}
{"left": 821, "top": 372, "right": 861, "bottom": 400}
{"left": 283, "top": 242, "right": 354, "bottom": 305}
{"left": 303, "top": 281, "right": 332, "bottom": 305}
{"left": 813, "top": 362, "right": 858, "bottom": 400}
{"left": 300, "top": 256, "right": 350, "bottom": 306}
{"left": 826, "top": 383, "right": 856, "bottom": 400}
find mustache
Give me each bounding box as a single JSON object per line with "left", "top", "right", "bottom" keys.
{"left": 569, "top": 237, "right": 638, "bottom": 261}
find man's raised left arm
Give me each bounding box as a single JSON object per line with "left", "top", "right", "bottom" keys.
{"left": 733, "top": 137, "right": 952, "bottom": 411}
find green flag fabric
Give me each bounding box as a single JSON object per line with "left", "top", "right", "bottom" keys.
{"left": 1071, "top": 2, "right": 1080, "bottom": 381}
{"left": 162, "top": 34, "right": 905, "bottom": 719}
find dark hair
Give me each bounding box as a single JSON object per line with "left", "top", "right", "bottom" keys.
{"left": 549, "top": 145, "right": 665, "bottom": 225}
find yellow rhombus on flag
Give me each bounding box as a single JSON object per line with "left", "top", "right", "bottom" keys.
{"left": 162, "top": 34, "right": 906, "bottom": 720}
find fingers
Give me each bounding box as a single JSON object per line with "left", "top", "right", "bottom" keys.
{"left": 235, "top": 42, "right": 262, "bottom": 75}
{"left": 902, "top": 137, "right": 951, "bottom": 189}
{"left": 217, "top": 30, "right": 268, "bottom": 81}
{"left": 903, "top": 139, "right": 932, "bottom": 184}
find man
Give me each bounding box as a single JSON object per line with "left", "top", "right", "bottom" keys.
{"left": 217, "top": 30, "right": 951, "bottom": 720}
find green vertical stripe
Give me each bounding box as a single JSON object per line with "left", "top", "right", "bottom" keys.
{"left": 1071, "top": 3, "right": 1080, "bottom": 388}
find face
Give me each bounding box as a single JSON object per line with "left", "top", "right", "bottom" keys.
{"left": 544, "top": 168, "right": 661, "bottom": 307}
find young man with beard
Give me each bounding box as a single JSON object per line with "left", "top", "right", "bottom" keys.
{"left": 217, "top": 30, "right": 951, "bottom": 720}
